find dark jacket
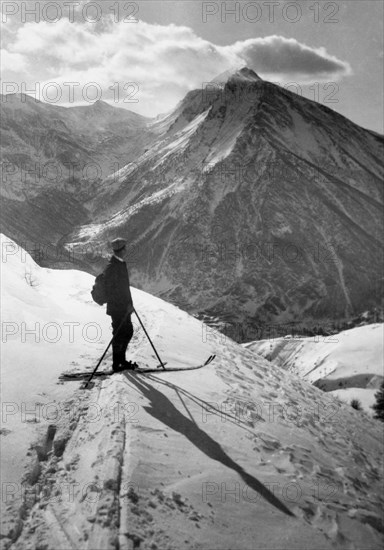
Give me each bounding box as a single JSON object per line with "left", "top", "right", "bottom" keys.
{"left": 104, "top": 255, "right": 134, "bottom": 316}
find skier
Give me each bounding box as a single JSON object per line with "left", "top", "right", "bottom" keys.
{"left": 104, "top": 237, "right": 136, "bottom": 372}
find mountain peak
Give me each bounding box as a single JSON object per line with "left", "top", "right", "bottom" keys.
{"left": 233, "top": 67, "right": 263, "bottom": 82}
{"left": 211, "top": 66, "right": 263, "bottom": 85}
{"left": 90, "top": 99, "right": 114, "bottom": 110}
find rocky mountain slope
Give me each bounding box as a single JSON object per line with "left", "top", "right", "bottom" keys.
{"left": 1, "top": 68, "right": 383, "bottom": 334}
{"left": 0, "top": 94, "right": 154, "bottom": 265}
{"left": 68, "top": 68, "right": 384, "bottom": 334}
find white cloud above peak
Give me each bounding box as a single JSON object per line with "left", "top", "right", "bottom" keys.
{"left": 1, "top": 18, "right": 351, "bottom": 116}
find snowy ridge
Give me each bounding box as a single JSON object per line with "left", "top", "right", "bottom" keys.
{"left": 245, "top": 324, "right": 384, "bottom": 414}
{"left": 1, "top": 236, "right": 383, "bottom": 550}
{"left": 153, "top": 108, "right": 211, "bottom": 169}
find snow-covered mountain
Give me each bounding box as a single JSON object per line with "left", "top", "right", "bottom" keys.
{"left": 68, "top": 67, "right": 383, "bottom": 333}
{"left": 1, "top": 68, "right": 383, "bottom": 334}
{"left": 0, "top": 94, "right": 154, "bottom": 265}
{"left": 1, "top": 234, "right": 383, "bottom": 550}
{"left": 244, "top": 324, "right": 384, "bottom": 414}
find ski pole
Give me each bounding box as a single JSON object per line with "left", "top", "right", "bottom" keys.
{"left": 133, "top": 307, "right": 166, "bottom": 369}
{"left": 84, "top": 310, "right": 130, "bottom": 388}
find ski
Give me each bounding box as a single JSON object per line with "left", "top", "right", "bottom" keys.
{"left": 59, "top": 370, "right": 113, "bottom": 380}
{"left": 133, "top": 354, "right": 216, "bottom": 374}
{"left": 59, "top": 362, "right": 168, "bottom": 381}
{"left": 59, "top": 355, "right": 215, "bottom": 381}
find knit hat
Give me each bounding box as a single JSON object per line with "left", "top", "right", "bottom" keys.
{"left": 110, "top": 238, "right": 127, "bottom": 252}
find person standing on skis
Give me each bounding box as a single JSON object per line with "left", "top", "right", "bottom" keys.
{"left": 104, "top": 238, "right": 136, "bottom": 372}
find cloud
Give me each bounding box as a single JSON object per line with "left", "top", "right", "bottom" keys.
{"left": 229, "top": 36, "right": 351, "bottom": 81}
{"left": 0, "top": 49, "right": 26, "bottom": 72}
{"left": 1, "top": 18, "right": 351, "bottom": 115}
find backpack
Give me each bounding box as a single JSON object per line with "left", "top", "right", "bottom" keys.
{"left": 91, "top": 272, "right": 107, "bottom": 305}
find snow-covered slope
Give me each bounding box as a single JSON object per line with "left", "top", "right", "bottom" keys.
{"left": 244, "top": 324, "right": 384, "bottom": 414}
{"left": 1, "top": 235, "right": 383, "bottom": 550}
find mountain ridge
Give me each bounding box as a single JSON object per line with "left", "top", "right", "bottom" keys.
{"left": 1, "top": 69, "right": 383, "bottom": 336}
{"left": 64, "top": 71, "right": 383, "bottom": 335}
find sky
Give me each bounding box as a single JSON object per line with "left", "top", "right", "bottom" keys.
{"left": 0, "top": 0, "right": 383, "bottom": 132}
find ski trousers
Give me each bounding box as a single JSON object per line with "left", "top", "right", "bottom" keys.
{"left": 111, "top": 312, "right": 134, "bottom": 367}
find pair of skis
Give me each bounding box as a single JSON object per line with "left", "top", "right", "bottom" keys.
{"left": 59, "top": 355, "right": 216, "bottom": 382}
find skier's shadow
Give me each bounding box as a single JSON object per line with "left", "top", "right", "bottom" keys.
{"left": 124, "top": 372, "right": 294, "bottom": 517}
{"left": 144, "top": 373, "right": 265, "bottom": 431}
